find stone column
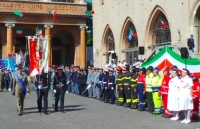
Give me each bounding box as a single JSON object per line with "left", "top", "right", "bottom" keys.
{"left": 79, "top": 25, "right": 87, "bottom": 68}
{"left": 5, "top": 23, "right": 15, "bottom": 57}
{"left": 44, "top": 24, "right": 53, "bottom": 66}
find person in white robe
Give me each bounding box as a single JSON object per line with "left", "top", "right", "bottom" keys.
{"left": 179, "top": 68, "right": 194, "bottom": 124}
{"left": 168, "top": 69, "right": 180, "bottom": 121}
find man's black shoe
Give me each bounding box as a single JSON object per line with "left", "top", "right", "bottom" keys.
{"left": 61, "top": 110, "right": 65, "bottom": 113}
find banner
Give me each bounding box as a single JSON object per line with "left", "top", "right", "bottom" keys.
{"left": 28, "top": 37, "right": 39, "bottom": 76}
{"left": 39, "top": 36, "right": 48, "bottom": 73}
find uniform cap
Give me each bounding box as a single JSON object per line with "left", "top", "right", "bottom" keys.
{"left": 172, "top": 65, "right": 178, "bottom": 69}
{"left": 182, "top": 68, "right": 190, "bottom": 77}
{"left": 153, "top": 67, "right": 159, "bottom": 71}
{"left": 57, "top": 67, "right": 62, "bottom": 70}
{"left": 147, "top": 66, "right": 153, "bottom": 71}
{"left": 109, "top": 68, "right": 113, "bottom": 72}
{"left": 17, "top": 66, "right": 22, "bottom": 71}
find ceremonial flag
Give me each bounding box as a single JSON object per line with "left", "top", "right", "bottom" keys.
{"left": 16, "top": 28, "right": 22, "bottom": 37}
{"left": 161, "top": 20, "right": 167, "bottom": 30}
{"left": 38, "top": 36, "right": 49, "bottom": 73}
{"left": 128, "top": 31, "right": 132, "bottom": 41}
{"left": 132, "top": 32, "right": 137, "bottom": 38}
{"left": 28, "top": 37, "right": 40, "bottom": 76}
{"left": 13, "top": 11, "right": 26, "bottom": 17}
{"left": 85, "top": 11, "right": 92, "bottom": 16}
{"left": 49, "top": 11, "right": 56, "bottom": 21}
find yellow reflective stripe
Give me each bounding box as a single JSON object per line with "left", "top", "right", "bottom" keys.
{"left": 119, "top": 98, "right": 124, "bottom": 102}
{"left": 117, "top": 84, "right": 122, "bottom": 86}
{"left": 126, "top": 99, "right": 131, "bottom": 103}
{"left": 132, "top": 99, "right": 138, "bottom": 103}
{"left": 131, "top": 85, "right": 137, "bottom": 87}
{"left": 123, "top": 83, "right": 129, "bottom": 85}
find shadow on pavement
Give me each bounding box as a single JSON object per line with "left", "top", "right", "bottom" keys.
{"left": 65, "top": 108, "right": 86, "bottom": 112}
{"left": 64, "top": 105, "right": 84, "bottom": 108}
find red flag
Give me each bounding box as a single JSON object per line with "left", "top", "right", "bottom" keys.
{"left": 161, "top": 20, "right": 167, "bottom": 30}
{"left": 29, "top": 38, "right": 40, "bottom": 74}
{"left": 132, "top": 32, "right": 137, "bottom": 37}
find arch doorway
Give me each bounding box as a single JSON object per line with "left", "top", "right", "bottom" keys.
{"left": 52, "top": 30, "right": 75, "bottom": 66}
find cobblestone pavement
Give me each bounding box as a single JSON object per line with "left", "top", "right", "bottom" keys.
{"left": 0, "top": 84, "right": 199, "bottom": 129}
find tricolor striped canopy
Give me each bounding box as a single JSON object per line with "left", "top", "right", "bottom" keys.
{"left": 141, "top": 46, "right": 200, "bottom": 77}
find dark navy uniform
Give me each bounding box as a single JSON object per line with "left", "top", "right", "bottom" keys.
{"left": 35, "top": 72, "right": 49, "bottom": 114}
{"left": 102, "top": 71, "right": 108, "bottom": 101}
{"left": 106, "top": 71, "right": 115, "bottom": 104}
{"left": 53, "top": 70, "right": 66, "bottom": 113}
{"left": 79, "top": 70, "right": 87, "bottom": 96}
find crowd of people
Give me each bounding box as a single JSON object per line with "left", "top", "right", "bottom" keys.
{"left": 1, "top": 60, "right": 200, "bottom": 124}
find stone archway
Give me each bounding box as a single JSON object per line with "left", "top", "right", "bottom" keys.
{"left": 52, "top": 29, "right": 75, "bottom": 66}
{"left": 101, "top": 25, "right": 115, "bottom": 65}
{"left": 120, "top": 17, "right": 138, "bottom": 64}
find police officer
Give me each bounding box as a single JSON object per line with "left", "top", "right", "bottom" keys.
{"left": 50, "top": 66, "right": 56, "bottom": 107}
{"left": 76, "top": 68, "right": 81, "bottom": 95}
{"left": 79, "top": 69, "right": 87, "bottom": 96}
{"left": 98, "top": 68, "right": 104, "bottom": 100}
{"left": 122, "top": 69, "right": 131, "bottom": 107}
{"left": 35, "top": 70, "right": 49, "bottom": 114}
{"left": 0, "top": 67, "right": 4, "bottom": 92}
{"left": 107, "top": 69, "right": 115, "bottom": 104}
{"left": 94, "top": 68, "right": 101, "bottom": 99}
{"left": 12, "top": 66, "right": 30, "bottom": 115}
{"left": 53, "top": 67, "right": 67, "bottom": 113}
{"left": 65, "top": 66, "right": 71, "bottom": 92}
{"left": 103, "top": 69, "right": 109, "bottom": 102}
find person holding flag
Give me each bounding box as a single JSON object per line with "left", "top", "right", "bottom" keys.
{"left": 12, "top": 66, "right": 30, "bottom": 116}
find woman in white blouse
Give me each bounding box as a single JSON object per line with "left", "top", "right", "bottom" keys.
{"left": 179, "top": 68, "right": 194, "bottom": 124}
{"left": 168, "top": 69, "right": 180, "bottom": 121}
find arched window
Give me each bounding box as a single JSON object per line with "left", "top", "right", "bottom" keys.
{"left": 151, "top": 12, "right": 171, "bottom": 44}
{"left": 127, "top": 23, "right": 138, "bottom": 48}
{"left": 106, "top": 30, "right": 115, "bottom": 51}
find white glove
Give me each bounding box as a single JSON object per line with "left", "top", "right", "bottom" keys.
{"left": 8, "top": 88, "right": 11, "bottom": 92}
{"left": 105, "top": 87, "right": 107, "bottom": 90}
{"left": 111, "top": 87, "right": 114, "bottom": 90}
{"left": 67, "top": 81, "right": 70, "bottom": 84}
{"left": 66, "top": 91, "right": 69, "bottom": 94}
{"left": 38, "top": 86, "right": 42, "bottom": 89}
{"left": 54, "top": 90, "right": 56, "bottom": 93}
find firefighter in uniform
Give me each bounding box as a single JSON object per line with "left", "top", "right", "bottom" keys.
{"left": 191, "top": 73, "right": 200, "bottom": 120}
{"left": 151, "top": 67, "right": 163, "bottom": 114}
{"left": 130, "top": 73, "right": 138, "bottom": 109}
{"left": 137, "top": 68, "right": 146, "bottom": 111}
{"left": 122, "top": 69, "right": 131, "bottom": 107}
{"left": 159, "top": 68, "right": 171, "bottom": 117}
{"left": 116, "top": 67, "right": 124, "bottom": 106}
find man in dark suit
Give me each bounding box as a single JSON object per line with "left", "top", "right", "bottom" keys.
{"left": 187, "top": 34, "right": 195, "bottom": 52}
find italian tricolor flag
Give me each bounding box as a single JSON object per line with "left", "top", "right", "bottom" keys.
{"left": 49, "top": 11, "right": 56, "bottom": 21}
{"left": 13, "top": 11, "right": 26, "bottom": 17}
{"left": 141, "top": 46, "right": 200, "bottom": 78}
{"left": 36, "top": 28, "right": 42, "bottom": 37}
{"left": 16, "top": 28, "right": 22, "bottom": 37}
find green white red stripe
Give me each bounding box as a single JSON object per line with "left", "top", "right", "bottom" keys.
{"left": 49, "top": 11, "right": 56, "bottom": 21}
{"left": 16, "top": 28, "right": 22, "bottom": 37}
{"left": 141, "top": 46, "right": 200, "bottom": 77}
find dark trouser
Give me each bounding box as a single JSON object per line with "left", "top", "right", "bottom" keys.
{"left": 0, "top": 81, "right": 3, "bottom": 91}
{"left": 109, "top": 87, "right": 115, "bottom": 104}
{"left": 124, "top": 85, "right": 131, "bottom": 104}
{"left": 104, "top": 86, "right": 109, "bottom": 102}
{"left": 100, "top": 88, "right": 105, "bottom": 101}
{"left": 131, "top": 87, "right": 138, "bottom": 108}
{"left": 137, "top": 83, "right": 145, "bottom": 109}
{"left": 4, "top": 80, "right": 9, "bottom": 90}
{"left": 117, "top": 86, "right": 125, "bottom": 104}
{"left": 37, "top": 89, "right": 48, "bottom": 112}
{"left": 79, "top": 84, "right": 85, "bottom": 95}
{"left": 55, "top": 90, "right": 65, "bottom": 111}
{"left": 146, "top": 91, "right": 154, "bottom": 112}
